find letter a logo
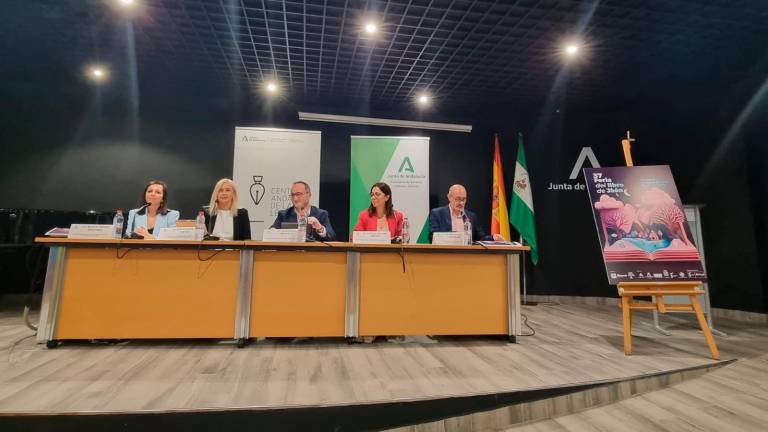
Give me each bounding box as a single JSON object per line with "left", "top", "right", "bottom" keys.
{"left": 398, "top": 156, "right": 415, "bottom": 173}
{"left": 568, "top": 147, "right": 601, "bottom": 180}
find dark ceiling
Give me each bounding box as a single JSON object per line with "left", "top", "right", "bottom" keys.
{"left": 2, "top": 0, "right": 767, "bottom": 107}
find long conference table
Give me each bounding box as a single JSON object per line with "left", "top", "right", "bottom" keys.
{"left": 34, "top": 237, "right": 529, "bottom": 347}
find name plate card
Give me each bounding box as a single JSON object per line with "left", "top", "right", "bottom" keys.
{"left": 68, "top": 224, "right": 115, "bottom": 240}
{"left": 262, "top": 228, "right": 304, "bottom": 243}
{"left": 352, "top": 231, "right": 391, "bottom": 245}
{"left": 431, "top": 231, "right": 468, "bottom": 246}
{"left": 157, "top": 227, "right": 201, "bottom": 241}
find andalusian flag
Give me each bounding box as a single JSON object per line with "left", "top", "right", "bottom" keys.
{"left": 491, "top": 134, "right": 511, "bottom": 240}
{"left": 509, "top": 133, "right": 539, "bottom": 264}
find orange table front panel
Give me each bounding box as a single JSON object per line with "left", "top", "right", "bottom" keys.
{"left": 249, "top": 251, "right": 347, "bottom": 337}
{"left": 55, "top": 248, "right": 240, "bottom": 339}
{"left": 359, "top": 253, "right": 508, "bottom": 336}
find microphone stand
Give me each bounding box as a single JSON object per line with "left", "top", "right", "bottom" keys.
{"left": 126, "top": 203, "right": 150, "bottom": 239}
{"left": 520, "top": 234, "right": 537, "bottom": 306}
{"left": 395, "top": 209, "right": 406, "bottom": 273}
{"left": 460, "top": 209, "right": 471, "bottom": 245}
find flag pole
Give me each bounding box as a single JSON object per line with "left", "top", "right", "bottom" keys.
{"left": 519, "top": 234, "right": 536, "bottom": 305}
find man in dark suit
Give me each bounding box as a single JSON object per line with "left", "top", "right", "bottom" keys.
{"left": 270, "top": 181, "right": 336, "bottom": 241}
{"left": 429, "top": 184, "right": 504, "bottom": 242}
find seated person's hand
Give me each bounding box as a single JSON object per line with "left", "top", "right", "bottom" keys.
{"left": 492, "top": 234, "right": 505, "bottom": 241}
{"left": 135, "top": 226, "right": 155, "bottom": 240}
{"left": 306, "top": 216, "right": 323, "bottom": 230}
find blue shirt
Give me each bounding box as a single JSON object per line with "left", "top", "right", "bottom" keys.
{"left": 125, "top": 208, "right": 180, "bottom": 236}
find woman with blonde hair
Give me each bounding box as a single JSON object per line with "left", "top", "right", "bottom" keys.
{"left": 202, "top": 178, "right": 251, "bottom": 240}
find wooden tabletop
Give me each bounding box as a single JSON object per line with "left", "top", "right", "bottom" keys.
{"left": 34, "top": 237, "right": 530, "bottom": 253}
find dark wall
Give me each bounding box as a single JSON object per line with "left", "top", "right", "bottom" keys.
{"left": 1, "top": 61, "right": 766, "bottom": 313}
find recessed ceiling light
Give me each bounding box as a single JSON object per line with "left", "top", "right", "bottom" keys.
{"left": 417, "top": 93, "right": 430, "bottom": 106}
{"left": 86, "top": 65, "right": 109, "bottom": 83}
{"left": 265, "top": 82, "right": 278, "bottom": 93}
{"left": 565, "top": 44, "right": 579, "bottom": 56}
{"left": 364, "top": 23, "right": 377, "bottom": 34}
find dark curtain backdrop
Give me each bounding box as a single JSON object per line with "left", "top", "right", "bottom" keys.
{"left": 1, "top": 59, "right": 766, "bottom": 312}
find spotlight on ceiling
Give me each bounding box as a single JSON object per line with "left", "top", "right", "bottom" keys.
{"left": 417, "top": 93, "right": 430, "bottom": 107}
{"left": 112, "top": 0, "right": 141, "bottom": 17}
{"left": 86, "top": 65, "right": 109, "bottom": 84}
{"left": 264, "top": 81, "right": 278, "bottom": 94}
{"left": 564, "top": 44, "right": 580, "bottom": 57}
{"left": 364, "top": 22, "right": 377, "bottom": 34}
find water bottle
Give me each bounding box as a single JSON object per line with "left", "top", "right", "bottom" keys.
{"left": 463, "top": 219, "right": 473, "bottom": 245}
{"left": 113, "top": 209, "right": 124, "bottom": 239}
{"left": 296, "top": 214, "right": 307, "bottom": 242}
{"left": 401, "top": 217, "right": 410, "bottom": 244}
{"left": 196, "top": 209, "right": 206, "bottom": 240}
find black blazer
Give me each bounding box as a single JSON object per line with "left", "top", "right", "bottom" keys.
{"left": 203, "top": 207, "right": 252, "bottom": 240}
{"left": 428, "top": 205, "right": 491, "bottom": 242}
{"left": 269, "top": 206, "right": 336, "bottom": 241}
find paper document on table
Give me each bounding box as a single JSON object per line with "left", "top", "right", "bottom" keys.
{"left": 45, "top": 227, "right": 70, "bottom": 237}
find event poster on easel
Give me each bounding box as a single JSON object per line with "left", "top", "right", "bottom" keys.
{"left": 583, "top": 165, "right": 707, "bottom": 284}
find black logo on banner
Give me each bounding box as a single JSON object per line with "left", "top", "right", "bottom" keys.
{"left": 250, "top": 176, "right": 265, "bottom": 205}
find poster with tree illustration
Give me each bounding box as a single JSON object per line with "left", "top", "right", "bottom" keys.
{"left": 583, "top": 165, "right": 706, "bottom": 284}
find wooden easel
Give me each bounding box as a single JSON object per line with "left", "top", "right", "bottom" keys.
{"left": 616, "top": 132, "right": 720, "bottom": 360}
{"left": 618, "top": 281, "right": 719, "bottom": 359}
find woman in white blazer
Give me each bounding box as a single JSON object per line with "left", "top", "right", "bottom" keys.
{"left": 125, "top": 180, "right": 179, "bottom": 239}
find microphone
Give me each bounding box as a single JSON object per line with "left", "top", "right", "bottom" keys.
{"left": 202, "top": 207, "right": 220, "bottom": 241}
{"left": 393, "top": 208, "right": 407, "bottom": 273}
{"left": 305, "top": 207, "right": 320, "bottom": 242}
{"left": 137, "top": 203, "right": 151, "bottom": 214}
{"left": 391, "top": 207, "right": 403, "bottom": 244}
{"left": 126, "top": 203, "right": 151, "bottom": 238}
{"left": 298, "top": 206, "right": 312, "bottom": 241}
{"left": 460, "top": 209, "right": 472, "bottom": 245}
{"left": 205, "top": 207, "right": 213, "bottom": 236}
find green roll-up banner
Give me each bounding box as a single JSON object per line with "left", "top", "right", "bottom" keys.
{"left": 349, "top": 136, "right": 430, "bottom": 243}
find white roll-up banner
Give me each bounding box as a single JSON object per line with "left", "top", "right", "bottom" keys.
{"left": 233, "top": 127, "right": 321, "bottom": 239}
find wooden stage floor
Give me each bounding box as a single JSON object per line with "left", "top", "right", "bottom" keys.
{"left": 2, "top": 302, "right": 763, "bottom": 417}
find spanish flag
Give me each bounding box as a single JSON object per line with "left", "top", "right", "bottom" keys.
{"left": 491, "top": 134, "right": 510, "bottom": 240}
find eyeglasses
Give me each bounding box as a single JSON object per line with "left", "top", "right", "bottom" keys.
{"left": 370, "top": 192, "right": 386, "bottom": 197}
{"left": 290, "top": 192, "right": 307, "bottom": 198}
{"left": 452, "top": 197, "right": 467, "bottom": 203}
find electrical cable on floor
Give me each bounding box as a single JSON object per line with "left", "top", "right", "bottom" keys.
{"left": 519, "top": 313, "right": 536, "bottom": 336}
{"left": 23, "top": 306, "right": 37, "bottom": 332}
{"left": 25, "top": 245, "right": 47, "bottom": 294}
{"left": 7, "top": 333, "right": 36, "bottom": 364}
{"left": 24, "top": 245, "right": 47, "bottom": 332}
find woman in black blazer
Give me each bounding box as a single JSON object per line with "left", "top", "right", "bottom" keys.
{"left": 203, "top": 178, "right": 252, "bottom": 240}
